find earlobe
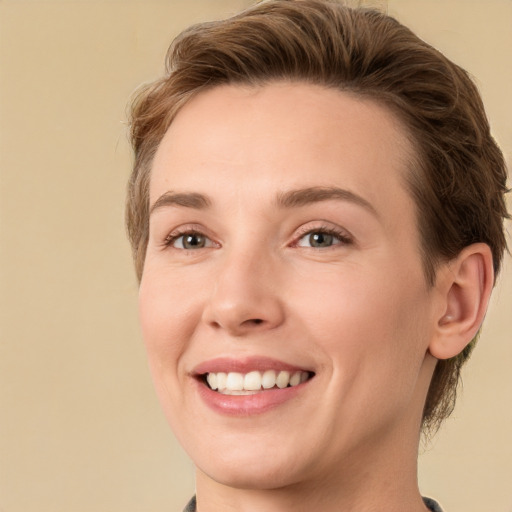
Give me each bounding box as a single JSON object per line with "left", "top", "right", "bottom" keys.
{"left": 429, "top": 243, "right": 494, "bottom": 360}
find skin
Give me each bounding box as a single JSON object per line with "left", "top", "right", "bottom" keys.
{"left": 139, "top": 82, "right": 492, "bottom": 511}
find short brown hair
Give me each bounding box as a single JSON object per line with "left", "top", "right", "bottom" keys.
{"left": 126, "top": 0, "right": 509, "bottom": 432}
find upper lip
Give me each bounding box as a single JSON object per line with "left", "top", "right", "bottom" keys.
{"left": 192, "top": 356, "right": 313, "bottom": 376}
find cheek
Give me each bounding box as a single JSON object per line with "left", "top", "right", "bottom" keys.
{"left": 295, "top": 264, "right": 431, "bottom": 376}
{"left": 139, "top": 263, "right": 203, "bottom": 339}
{"left": 138, "top": 272, "right": 202, "bottom": 430}
{"left": 138, "top": 268, "right": 202, "bottom": 385}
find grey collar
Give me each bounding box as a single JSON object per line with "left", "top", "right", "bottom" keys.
{"left": 184, "top": 495, "right": 443, "bottom": 511}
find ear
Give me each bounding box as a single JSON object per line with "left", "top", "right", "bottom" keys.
{"left": 429, "top": 243, "right": 494, "bottom": 360}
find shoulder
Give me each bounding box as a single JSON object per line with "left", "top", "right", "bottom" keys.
{"left": 423, "top": 496, "right": 444, "bottom": 512}
{"left": 183, "top": 495, "right": 196, "bottom": 512}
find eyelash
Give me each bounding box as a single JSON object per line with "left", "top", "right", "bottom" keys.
{"left": 162, "top": 225, "right": 353, "bottom": 250}
{"left": 292, "top": 225, "right": 353, "bottom": 248}
{"left": 163, "top": 228, "right": 213, "bottom": 249}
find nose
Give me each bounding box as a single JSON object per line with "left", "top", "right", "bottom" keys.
{"left": 201, "top": 248, "right": 285, "bottom": 337}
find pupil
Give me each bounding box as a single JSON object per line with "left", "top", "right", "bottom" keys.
{"left": 184, "top": 234, "right": 205, "bottom": 249}
{"left": 310, "top": 232, "right": 333, "bottom": 247}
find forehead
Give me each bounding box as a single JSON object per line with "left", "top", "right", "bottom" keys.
{"left": 150, "top": 82, "right": 416, "bottom": 219}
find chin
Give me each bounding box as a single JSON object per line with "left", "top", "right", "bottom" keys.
{"left": 200, "top": 457, "right": 302, "bottom": 491}
{"left": 190, "top": 431, "right": 313, "bottom": 491}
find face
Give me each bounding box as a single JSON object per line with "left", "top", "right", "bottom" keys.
{"left": 140, "top": 83, "right": 438, "bottom": 491}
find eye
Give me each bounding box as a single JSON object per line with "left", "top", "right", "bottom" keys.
{"left": 166, "top": 231, "right": 214, "bottom": 250}
{"left": 296, "top": 228, "right": 351, "bottom": 248}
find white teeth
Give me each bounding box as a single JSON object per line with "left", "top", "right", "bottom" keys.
{"left": 226, "top": 372, "right": 244, "bottom": 391}
{"left": 244, "top": 371, "right": 262, "bottom": 391}
{"left": 205, "top": 370, "right": 310, "bottom": 394}
{"left": 206, "top": 373, "right": 217, "bottom": 390}
{"left": 261, "top": 369, "right": 277, "bottom": 389}
{"left": 289, "top": 371, "right": 301, "bottom": 387}
{"left": 216, "top": 372, "right": 227, "bottom": 390}
{"left": 276, "top": 370, "right": 290, "bottom": 389}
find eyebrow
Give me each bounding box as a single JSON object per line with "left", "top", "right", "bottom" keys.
{"left": 149, "top": 186, "right": 378, "bottom": 217}
{"left": 150, "top": 191, "right": 212, "bottom": 215}
{"left": 275, "top": 186, "right": 378, "bottom": 217}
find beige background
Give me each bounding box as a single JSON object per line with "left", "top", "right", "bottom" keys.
{"left": 0, "top": 1, "right": 510, "bottom": 511}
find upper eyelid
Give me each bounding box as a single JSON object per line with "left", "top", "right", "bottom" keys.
{"left": 292, "top": 223, "right": 353, "bottom": 241}
{"left": 163, "top": 223, "right": 210, "bottom": 237}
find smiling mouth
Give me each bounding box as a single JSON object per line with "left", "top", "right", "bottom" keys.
{"left": 202, "top": 370, "right": 314, "bottom": 395}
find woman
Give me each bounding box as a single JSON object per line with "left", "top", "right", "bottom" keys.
{"left": 126, "top": 1, "right": 508, "bottom": 510}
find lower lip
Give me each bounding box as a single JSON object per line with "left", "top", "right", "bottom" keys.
{"left": 195, "top": 379, "right": 308, "bottom": 416}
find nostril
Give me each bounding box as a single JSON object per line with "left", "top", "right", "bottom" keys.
{"left": 250, "top": 318, "right": 263, "bottom": 325}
